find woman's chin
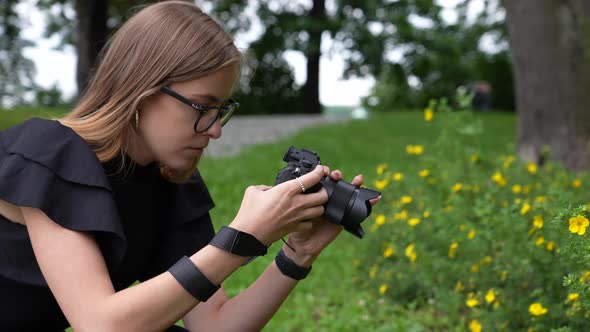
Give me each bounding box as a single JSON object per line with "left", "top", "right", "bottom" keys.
{"left": 167, "top": 155, "right": 200, "bottom": 173}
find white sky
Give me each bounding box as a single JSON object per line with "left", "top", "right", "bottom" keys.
{"left": 17, "top": 0, "right": 490, "bottom": 107}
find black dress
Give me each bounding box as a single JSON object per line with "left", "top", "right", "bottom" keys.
{"left": 0, "top": 118, "right": 217, "bottom": 331}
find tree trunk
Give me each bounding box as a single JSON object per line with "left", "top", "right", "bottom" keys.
{"left": 505, "top": 0, "right": 590, "bottom": 171}
{"left": 302, "top": 0, "right": 325, "bottom": 114}
{"left": 75, "top": 0, "right": 109, "bottom": 97}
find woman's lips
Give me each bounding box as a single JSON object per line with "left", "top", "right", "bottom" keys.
{"left": 186, "top": 147, "right": 204, "bottom": 155}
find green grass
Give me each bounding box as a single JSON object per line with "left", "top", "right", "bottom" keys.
{"left": 198, "top": 111, "right": 516, "bottom": 331}
{"left": 0, "top": 106, "right": 69, "bottom": 129}
{"left": 2, "top": 110, "right": 516, "bottom": 330}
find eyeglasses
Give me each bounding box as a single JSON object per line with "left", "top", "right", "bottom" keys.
{"left": 161, "top": 86, "right": 239, "bottom": 133}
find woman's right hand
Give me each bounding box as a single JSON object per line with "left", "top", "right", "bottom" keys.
{"left": 229, "top": 165, "right": 329, "bottom": 245}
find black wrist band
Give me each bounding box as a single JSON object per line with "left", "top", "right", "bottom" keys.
{"left": 275, "top": 249, "right": 312, "bottom": 280}
{"left": 209, "top": 226, "right": 269, "bottom": 257}
{"left": 168, "top": 256, "right": 220, "bottom": 302}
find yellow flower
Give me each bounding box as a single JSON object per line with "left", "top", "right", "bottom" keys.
{"left": 520, "top": 203, "right": 531, "bottom": 216}
{"left": 483, "top": 256, "right": 492, "bottom": 264}
{"left": 452, "top": 183, "right": 463, "bottom": 193}
{"left": 459, "top": 224, "right": 467, "bottom": 231}
{"left": 569, "top": 215, "right": 590, "bottom": 235}
{"left": 468, "top": 229, "right": 476, "bottom": 240}
{"left": 580, "top": 270, "right": 590, "bottom": 283}
{"left": 546, "top": 241, "right": 555, "bottom": 251}
{"left": 419, "top": 169, "right": 430, "bottom": 178}
{"left": 469, "top": 320, "right": 482, "bottom": 332}
{"left": 375, "top": 178, "right": 390, "bottom": 190}
{"left": 423, "top": 211, "right": 430, "bottom": 218}
{"left": 405, "top": 244, "right": 417, "bottom": 262}
{"left": 470, "top": 264, "right": 479, "bottom": 273}
{"left": 379, "top": 284, "right": 388, "bottom": 295}
{"left": 527, "top": 162, "right": 538, "bottom": 174}
{"left": 535, "top": 236, "right": 544, "bottom": 246}
{"left": 383, "top": 246, "right": 395, "bottom": 258}
{"left": 375, "top": 214, "right": 386, "bottom": 226}
{"left": 535, "top": 196, "right": 547, "bottom": 203}
{"left": 573, "top": 179, "right": 582, "bottom": 188}
{"left": 406, "top": 145, "right": 424, "bottom": 155}
{"left": 394, "top": 209, "right": 408, "bottom": 220}
{"left": 528, "top": 303, "right": 548, "bottom": 316}
{"left": 448, "top": 242, "right": 459, "bottom": 258}
{"left": 413, "top": 145, "right": 424, "bottom": 155}
{"left": 568, "top": 293, "right": 580, "bottom": 302}
{"left": 424, "top": 108, "right": 434, "bottom": 122}
{"left": 376, "top": 163, "right": 388, "bottom": 176}
{"left": 492, "top": 171, "right": 507, "bottom": 187}
{"left": 408, "top": 218, "right": 421, "bottom": 227}
{"left": 533, "top": 216, "right": 543, "bottom": 229}
{"left": 400, "top": 196, "right": 413, "bottom": 204}
{"left": 471, "top": 154, "right": 479, "bottom": 163}
{"left": 486, "top": 289, "right": 496, "bottom": 303}
{"left": 466, "top": 293, "right": 479, "bottom": 308}
{"left": 393, "top": 172, "right": 404, "bottom": 181}
{"left": 492, "top": 172, "right": 502, "bottom": 182}
{"left": 512, "top": 184, "right": 522, "bottom": 194}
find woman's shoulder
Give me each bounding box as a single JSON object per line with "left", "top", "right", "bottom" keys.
{"left": 1, "top": 117, "right": 111, "bottom": 190}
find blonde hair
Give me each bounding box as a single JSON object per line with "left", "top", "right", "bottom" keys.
{"left": 57, "top": 1, "right": 242, "bottom": 183}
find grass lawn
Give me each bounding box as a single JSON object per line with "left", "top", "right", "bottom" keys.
{"left": 1, "top": 109, "right": 516, "bottom": 330}
{"left": 0, "top": 107, "right": 69, "bottom": 129}
{"left": 198, "top": 111, "right": 516, "bottom": 331}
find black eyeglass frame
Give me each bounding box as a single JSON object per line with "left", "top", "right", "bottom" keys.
{"left": 160, "top": 86, "right": 239, "bottom": 133}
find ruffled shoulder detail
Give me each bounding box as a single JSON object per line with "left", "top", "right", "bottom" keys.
{"left": 0, "top": 118, "right": 126, "bottom": 286}
{"left": 1, "top": 117, "right": 112, "bottom": 190}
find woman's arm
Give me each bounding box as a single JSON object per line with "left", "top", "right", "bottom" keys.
{"left": 23, "top": 206, "right": 249, "bottom": 332}
{"left": 20, "top": 166, "right": 328, "bottom": 331}
{"left": 182, "top": 244, "right": 311, "bottom": 332}
{"left": 183, "top": 171, "right": 381, "bottom": 331}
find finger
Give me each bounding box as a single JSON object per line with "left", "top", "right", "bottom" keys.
{"left": 293, "top": 165, "right": 325, "bottom": 194}
{"left": 298, "top": 188, "right": 329, "bottom": 207}
{"left": 322, "top": 166, "right": 331, "bottom": 177}
{"left": 292, "top": 220, "right": 314, "bottom": 234}
{"left": 369, "top": 195, "right": 382, "bottom": 206}
{"left": 330, "top": 170, "right": 343, "bottom": 181}
{"left": 299, "top": 205, "right": 325, "bottom": 221}
{"left": 351, "top": 174, "right": 363, "bottom": 187}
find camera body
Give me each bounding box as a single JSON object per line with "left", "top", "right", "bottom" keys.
{"left": 275, "top": 146, "right": 381, "bottom": 238}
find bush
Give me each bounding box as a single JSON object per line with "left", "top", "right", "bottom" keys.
{"left": 359, "top": 99, "right": 589, "bottom": 331}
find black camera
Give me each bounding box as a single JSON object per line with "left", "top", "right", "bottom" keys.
{"left": 275, "top": 146, "right": 381, "bottom": 238}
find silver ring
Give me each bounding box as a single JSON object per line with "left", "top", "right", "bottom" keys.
{"left": 295, "top": 177, "right": 306, "bottom": 193}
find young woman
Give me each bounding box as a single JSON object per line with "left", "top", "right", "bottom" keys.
{"left": 0, "top": 2, "right": 379, "bottom": 331}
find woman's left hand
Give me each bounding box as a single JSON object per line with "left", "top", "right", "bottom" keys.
{"left": 281, "top": 168, "right": 381, "bottom": 267}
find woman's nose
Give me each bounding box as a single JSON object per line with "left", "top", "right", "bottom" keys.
{"left": 202, "top": 118, "right": 222, "bottom": 139}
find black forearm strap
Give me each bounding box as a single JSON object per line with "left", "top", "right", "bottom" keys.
{"left": 209, "top": 226, "right": 268, "bottom": 257}
{"left": 275, "top": 249, "right": 312, "bottom": 280}
{"left": 168, "top": 256, "right": 220, "bottom": 302}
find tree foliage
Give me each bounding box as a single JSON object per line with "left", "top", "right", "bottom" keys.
{"left": 16, "top": 0, "right": 514, "bottom": 113}
{"left": 0, "top": 0, "right": 36, "bottom": 108}
{"left": 363, "top": 0, "right": 514, "bottom": 111}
